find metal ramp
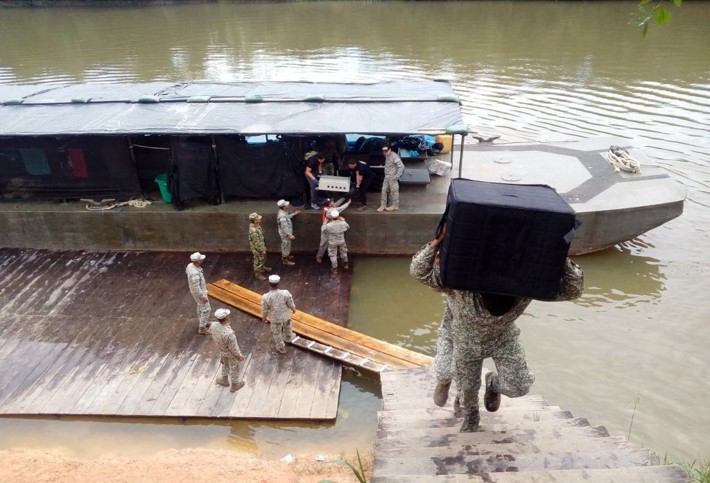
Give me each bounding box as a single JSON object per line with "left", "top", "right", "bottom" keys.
{"left": 208, "top": 279, "right": 433, "bottom": 373}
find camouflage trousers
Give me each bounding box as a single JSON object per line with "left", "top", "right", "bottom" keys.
{"left": 327, "top": 242, "right": 348, "bottom": 269}
{"left": 271, "top": 319, "right": 294, "bottom": 350}
{"left": 317, "top": 232, "right": 328, "bottom": 259}
{"left": 252, "top": 250, "right": 266, "bottom": 273}
{"left": 380, "top": 177, "right": 400, "bottom": 208}
{"left": 453, "top": 330, "right": 535, "bottom": 413}
{"left": 195, "top": 298, "right": 211, "bottom": 331}
{"left": 220, "top": 356, "right": 242, "bottom": 383}
{"left": 280, "top": 237, "right": 292, "bottom": 258}
{"left": 434, "top": 303, "right": 454, "bottom": 384}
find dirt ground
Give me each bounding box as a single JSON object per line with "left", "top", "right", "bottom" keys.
{"left": 0, "top": 448, "right": 373, "bottom": 483}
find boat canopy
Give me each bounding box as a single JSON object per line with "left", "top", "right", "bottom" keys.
{"left": 0, "top": 80, "right": 465, "bottom": 136}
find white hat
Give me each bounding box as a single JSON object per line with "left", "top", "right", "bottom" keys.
{"left": 277, "top": 199, "right": 289, "bottom": 208}
{"left": 268, "top": 274, "right": 281, "bottom": 284}
{"left": 327, "top": 209, "right": 339, "bottom": 219}
{"left": 215, "top": 308, "right": 230, "bottom": 320}
{"left": 190, "top": 252, "right": 206, "bottom": 262}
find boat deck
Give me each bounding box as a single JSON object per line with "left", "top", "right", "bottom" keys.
{"left": 0, "top": 138, "right": 684, "bottom": 257}
{"left": 0, "top": 248, "right": 350, "bottom": 420}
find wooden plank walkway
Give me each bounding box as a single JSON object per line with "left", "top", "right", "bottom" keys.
{"left": 0, "top": 248, "right": 347, "bottom": 420}
{"left": 373, "top": 367, "right": 689, "bottom": 482}
{"left": 208, "top": 278, "right": 433, "bottom": 373}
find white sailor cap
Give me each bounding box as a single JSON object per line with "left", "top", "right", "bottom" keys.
{"left": 327, "top": 209, "right": 339, "bottom": 219}
{"left": 268, "top": 274, "right": 281, "bottom": 284}
{"left": 190, "top": 252, "right": 206, "bottom": 262}
{"left": 215, "top": 308, "right": 230, "bottom": 320}
{"left": 277, "top": 199, "right": 289, "bottom": 208}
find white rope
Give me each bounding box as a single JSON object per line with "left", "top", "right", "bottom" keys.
{"left": 84, "top": 198, "right": 152, "bottom": 211}
{"left": 604, "top": 146, "right": 641, "bottom": 173}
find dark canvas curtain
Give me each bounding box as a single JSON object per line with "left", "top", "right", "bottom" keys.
{"left": 169, "top": 136, "right": 220, "bottom": 209}
{"left": 0, "top": 136, "right": 140, "bottom": 200}
{"left": 216, "top": 136, "right": 304, "bottom": 199}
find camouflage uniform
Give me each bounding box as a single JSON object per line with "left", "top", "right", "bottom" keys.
{"left": 380, "top": 150, "right": 405, "bottom": 209}
{"left": 277, "top": 209, "right": 297, "bottom": 258}
{"left": 261, "top": 288, "right": 296, "bottom": 351}
{"left": 434, "top": 299, "right": 455, "bottom": 384}
{"left": 185, "top": 262, "right": 210, "bottom": 332}
{"left": 323, "top": 219, "right": 350, "bottom": 269}
{"left": 210, "top": 320, "right": 244, "bottom": 386}
{"left": 249, "top": 223, "right": 267, "bottom": 274}
{"left": 317, "top": 199, "right": 351, "bottom": 261}
{"left": 410, "top": 243, "right": 584, "bottom": 423}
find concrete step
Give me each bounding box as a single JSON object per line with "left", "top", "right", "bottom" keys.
{"left": 371, "top": 463, "right": 689, "bottom": 482}
{"left": 375, "top": 435, "right": 633, "bottom": 458}
{"left": 378, "top": 409, "right": 574, "bottom": 429}
{"left": 373, "top": 448, "right": 652, "bottom": 477}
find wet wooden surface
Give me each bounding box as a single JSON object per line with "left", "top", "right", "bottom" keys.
{"left": 0, "top": 248, "right": 351, "bottom": 419}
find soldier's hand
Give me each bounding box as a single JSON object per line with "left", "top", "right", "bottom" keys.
{"left": 294, "top": 210, "right": 302, "bottom": 216}
{"left": 238, "top": 354, "right": 246, "bottom": 362}
{"left": 289, "top": 235, "right": 296, "bottom": 240}
{"left": 200, "top": 295, "right": 209, "bottom": 303}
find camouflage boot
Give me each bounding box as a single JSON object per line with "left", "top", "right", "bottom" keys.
{"left": 459, "top": 408, "right": 480, "bottom": 433}
{"left": 230, "top": 380, "right": 245, "bottom": 392}
{"left": 433, "top": 380, "right": 451, "bottom": 407}
{"left": 484, "top": 372, "right": 501, "bottom": 412}
{"left": 215, "top": 376, "right": 229, "bottom": 387}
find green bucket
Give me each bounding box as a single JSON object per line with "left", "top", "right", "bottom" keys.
{"left": 154, "top": 173, "right": 172, "bottom": 203}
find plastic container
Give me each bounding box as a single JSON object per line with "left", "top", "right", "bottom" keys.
{"left": 435, "top": 134, "right": 453, "bottom": 154}
{"left": 154, "top": 173, "right": 172, "bottom": 203}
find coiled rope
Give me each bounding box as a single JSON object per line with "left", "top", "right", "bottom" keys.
{"left": 604, "top": 146, "right": 641, "bottom": 173}
{"left": 83, "top": 198, "right": 153, "bottom": 211}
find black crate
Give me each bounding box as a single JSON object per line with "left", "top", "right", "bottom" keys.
{"left": 439, "top": 179, "right": 577, "bottom": 300}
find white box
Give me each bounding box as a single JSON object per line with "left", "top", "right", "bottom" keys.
{"left": 317, "top": 175, "right": 350, "bottom": 192}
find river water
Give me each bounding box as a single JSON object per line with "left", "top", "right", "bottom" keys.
{"left": 0, "top": 1, "right": 708, "bottom": 463}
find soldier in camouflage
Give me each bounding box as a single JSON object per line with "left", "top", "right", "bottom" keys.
{"left": 210, "top": 308, "right": 246, "bottom": 392}
{"left": 377, "top": 145, "right": 405, "bottom": 212}
{"left": 316, "top": 198, "right": 351, "bottom": 263}
{"left": 261, "top": 274, "right": 296, "bottom": 354}
{"left": 322, "top": 209, "right": 350, "bottom": 274}
{"left": 185, "top": 252, "right": 211, "bottom": 335}
{"left": 248, "top": 212, "right": 271, "bottom": 280}
{"left": 276, "top": 199, "right": 301, "bottom": 266}
{"left": 410, "top": 227, "right": 584, "bottom": 432}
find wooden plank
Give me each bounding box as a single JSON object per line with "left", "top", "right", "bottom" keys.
{"left": 209, "top": 279, "right": 431, "bottom": 368}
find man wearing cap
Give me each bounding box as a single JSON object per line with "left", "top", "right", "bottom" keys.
{"left": 346, "top": 158, "right": 375, "bottom": 211}
{"left": 304, "top": 152, "right": 327, "bottom": 209}
{"left": 276, "top": 200, "right": 301, "bottom": 266}
{"left": 322, "top": 209, "right": 350, "bottom": 274}
{"left": 249, "top": 212, "right": 271, "bottom": 280}
{"left": 316, "top": 197, "right": 351, "bottom": 264}
{"left": 261, "top": 275, "right": 296, "bottom": 354}
{"left": 210, "top": 308, "right": 246, "bottom": 392}
{"left": 186, "top": 252, "right": 211, "bottom": 335}
{"left": 377, "top": 145, "right": 405, "bottom": 213}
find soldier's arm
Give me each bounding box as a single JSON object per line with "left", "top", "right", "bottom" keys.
{"left": 286, "top": 293, "right": 296, "bottom": 313}
{"left": 261, "top": 296, "right": 270, "bottom": 322}
{"left": 409, "top": 242, "right": 444, "bottom": 290}
{"left": 394, "top": 154, "right": 405, "bottom": 177}
{"left": 227, "top": 335, "right": 244, "bottom": 358}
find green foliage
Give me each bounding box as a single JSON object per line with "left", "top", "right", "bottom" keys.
{"left": 334, "top": 449, "right": 368, "bottom": 483}
{"left": 653, "top": 452, "right": 710, "bottom": 483}
{"left": 635, "top": 0, "right": 682, "bottom": 36}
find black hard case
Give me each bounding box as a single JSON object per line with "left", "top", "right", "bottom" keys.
{"left": 439, "top": 179, "right": 577, "bottom": 300}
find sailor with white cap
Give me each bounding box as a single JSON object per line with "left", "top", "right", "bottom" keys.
{"left": 185, "top": 252, "right": 211, "bottom": 335}
{"left": 276, "top": 200, "right": 301, "bottom": 266}
{"left": 322, "top": 209, "right": 350, "bottom": 274}
{"left": 210, "top": 308, "right": 246, "bottom": 392}
{"left": 261, "top": 274, "right": 297, "bottom": 354}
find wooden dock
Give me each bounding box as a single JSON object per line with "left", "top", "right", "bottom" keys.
{"left": 0, "top": 248, "right": 348, "bottom": 420}
{"left": 373, "top": 367, "right": 689, "bottom": 482}
{"left": 208, "top": 279, "right": 433, "bottom": 373}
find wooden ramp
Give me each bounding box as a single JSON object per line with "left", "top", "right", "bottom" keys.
{"left": 208, "top": 279, "right": 433, "bottom": 373}
{"left": 0, "top": 248, "right": 342, "bottom": 420}
{"left": 373, "top": 367, "right": 689, "bottom": 482}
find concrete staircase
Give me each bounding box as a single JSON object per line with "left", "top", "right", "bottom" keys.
{"left": 373, "top": 367, "right": 688, "bottom": 482}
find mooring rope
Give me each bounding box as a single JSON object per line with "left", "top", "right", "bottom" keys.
{"left": 604, "top": 146, "right": 641, "bottom": 173}
{"left": 83, "top": 198, "right": 153, "bottom": 211}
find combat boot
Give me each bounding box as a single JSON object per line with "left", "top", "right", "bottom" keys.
{"left": 315, "top": 257, "right": 322, "bottom": 264}
{"left": 433, "top": 380, "right": 451, "bottom": 407}
{"left": 276, "top": 346, "right": 287, "bottom": 355}
{"left": 230, "top": 380, "right": 245, "bottom": 392}
{"left": 459, "top": 409, "right": 480, "bottom": 433}
{"left": 343, "top": 262, "right": 349, "bottom": 270}
{"left": 282, "top": 258, "right": 295, "bottom": 266}
{"left": 484, "top": 372, "right": 501, "bottom": 412}
{"left": 255, "top": 272, "right": 267, "bottom": 281}
{"left": 330, "top": 267, "right": 338, "bottom": 275}
{"left": 215, "top": 376, "right": 229, "bottom": 387}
